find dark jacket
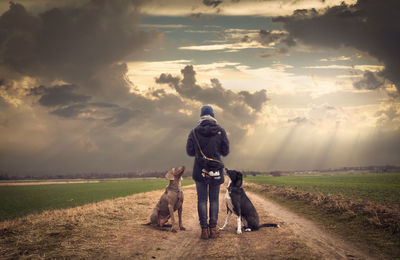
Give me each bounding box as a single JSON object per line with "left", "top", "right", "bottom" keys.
{"left": 186, "top": 119, "right": 229, "bottom": 184}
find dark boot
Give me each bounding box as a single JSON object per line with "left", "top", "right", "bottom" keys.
{"left": 201, "top": 227, "right": 209, "bottom": 239}
{"left": 209, "top": 227, "right": 219, "bottom": 238}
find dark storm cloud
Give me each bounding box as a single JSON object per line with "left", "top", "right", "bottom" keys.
{"left": 51, "top": 103, "right": 88, "bottom": 118}
{"left": 50, "top": 101, "right": 139, "bottom": 127}
{"left": 154, "top": 65, "right": 268, "bottom": 142}
{"left": 155, "top": 65, "right": 268, "bottom": 117}
{"left": 0, "top": 1, "right": 160, "bottom": 91}
{"left": 27, "top": 83, "right": 140, "bottom": 127}
{"left": 238, "top": 89, "right": 268, "bottom": 111}
{"left": 105, "top": 107, "right": 139, "bottom": 127}
{"left": 353, "top": 71, "right": 385, "bottom": 90}
{"left": 273, "top": 0, "right": 400, "bottom": 91}
{"left": 257, "top": 30, "right": 295, "bottom": 58}
{"left": 203, "top": 0, "right": 223, "bottom": 8}
{"left": 155, "top": 73, "right": 180, "bottom": 86}
{"left": 30, "top": 84, "right": 91, "bottom": 107}
{"left": 90, "top": 102, "right": 119, "bottom": 108}
{"left": 240, "top": 35, "right": 251, "bottom": 43}
{"left": 258, "top": 30, "right": 288, "bottom": 46}
{"left": 0, "top": 1, "right": 163, "bottom": 127}
{"left": 239, "top": 30, "right": 293, "bottom": 50}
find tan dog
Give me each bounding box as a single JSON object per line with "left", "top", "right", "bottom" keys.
{"left": 147, "top": 166, "right": 186, "bottom": 232}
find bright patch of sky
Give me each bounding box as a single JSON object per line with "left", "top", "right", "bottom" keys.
{"left": 131, "top": 15, "right": 384, "bottom": 103}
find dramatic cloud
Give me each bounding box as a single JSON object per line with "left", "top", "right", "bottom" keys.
{"left": 273, "top": 0, "right": 400, "bottom": 91}
{"left": 203, "top": 0, "right": 223, "bottom": 8}
{"left": 0, "top": 1, "right": 163, "bottom": 125}
{"left": 258, "top": 30, "right": 289, "bottom": 46}
{"left": 0, "top": 1, "right": 160, "bottom": 97}
{"left": 27, "top": 83, "right": 140, "bottom": 126}
{"left": 238, "top": 89, "right": 268, "bottom": 111}
{"left": 30, "top": 84, "right": 90, "bottom": 107}
{"left": 256, "top": 29, "right": 296, "bottom": 57}
{"left": 353, "top": 71, "right": 385, "bottom": 90}
{"left": 155, "top": 65, "right": 268, "bottom": 118}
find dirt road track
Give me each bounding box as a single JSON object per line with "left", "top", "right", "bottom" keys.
{"left": 0, "top": 183, "right": 373, "bottom": 259}
{"left": 247, "top": 186, "right": 373, "bottom": 260}
{"left": 102, "top": 184, "right": 316, "bottom": 259}
{"left": 102, "top": 184, "right": 372, "bottom": 259}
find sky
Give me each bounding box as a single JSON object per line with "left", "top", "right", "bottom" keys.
{"left": 0, "top": 0, "right": 399, "bottom": 175}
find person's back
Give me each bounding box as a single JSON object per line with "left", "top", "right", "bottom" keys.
{"left": 187, "top": 114, "right": 229, "bottom": 183}
{"left": 186, "top": 105, "right": 229, "bottom": 239}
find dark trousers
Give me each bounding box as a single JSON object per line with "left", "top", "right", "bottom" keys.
{"left": 195, "top": 181, "right": 220, "bottom": 228}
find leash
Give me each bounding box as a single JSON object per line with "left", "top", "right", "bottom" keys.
{"left": 192, "top": 129, "right": 212, "bottom": 179}
{"left": 192, "top": 129, "right": 208, "bottom": 159}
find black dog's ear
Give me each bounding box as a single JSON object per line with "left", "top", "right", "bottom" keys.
{"left": 235, "top": 171, "right": 243, "bottom": 187}
{"left": 224, "top": 168, "right": 228, "bottom": 176}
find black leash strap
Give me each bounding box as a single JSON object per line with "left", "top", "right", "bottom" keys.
{"left": 192, "top": 129, "right": 207, "bottom": 159}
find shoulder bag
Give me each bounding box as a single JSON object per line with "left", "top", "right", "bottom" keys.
{"left": 192, "top": 129, "right": 224, "bottom": 172}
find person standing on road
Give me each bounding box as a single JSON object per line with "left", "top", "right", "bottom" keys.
{"left": 186, "top": 105, "right": 229, "bottom": 239}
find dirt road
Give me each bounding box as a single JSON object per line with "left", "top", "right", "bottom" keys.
{"left": 246, "top": 185, "right": 372, "bottom": 260}
{"left": 0, "top": 183, "right": 372, "bottom": 259}
{"left": 98, "top": 184, "right": 316, "bottom": 259}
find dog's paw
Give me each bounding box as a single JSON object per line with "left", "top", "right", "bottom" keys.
{"left": 244, "top": 228, "right": 252, "bottom": 232}
{"left": 170, "top": 225, "right": 178, "bottom": 233}
{"left": 236, "top": 229, "right": 242, "bottom": 235}
{"left": 180, "top": 226, "right": 186, "bottom": 231}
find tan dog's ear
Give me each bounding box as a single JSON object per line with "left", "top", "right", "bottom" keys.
{"left": 165, "top": 168, "right": 175, "bottom": 180}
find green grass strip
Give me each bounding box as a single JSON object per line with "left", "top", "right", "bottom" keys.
{"left": 0, "top": 178, "right": 194, "bottom": 221}
{"left": 246, "top": 172, "right": 400, "bottom": 208}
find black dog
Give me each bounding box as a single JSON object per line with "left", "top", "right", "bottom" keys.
{"left": 220, "top": 169, "right": 279, "bottom": 234}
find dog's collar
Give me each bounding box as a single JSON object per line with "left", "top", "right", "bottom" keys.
{"left": 166, "top": 186, "right": 183, "bottom": 203}
{"left": 228, "top": 186, "right": 243, "bottom": 194}
{"left": 166, "top": 186, "right": 182, "bottom": 193}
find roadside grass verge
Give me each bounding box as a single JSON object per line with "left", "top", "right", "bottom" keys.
{"left": 245, "top": 173, "right": 400, "bottom": 259}
{"left": 0, "top": 178, "right": 194, "bottom": 221}
{"left": 0, "top": 190, "right": 160, "bottom": 258}
{"left": 246, "top": 172, "right": 400, "bottom": 208}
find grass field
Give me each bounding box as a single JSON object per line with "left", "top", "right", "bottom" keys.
{"left": 246, "top": 172, "right": 400, "bottom": 208}
{"left": 245, "top": 172, "right": 400, "bottom": 259}
{"left": 0, "top": 178, "right": 194, "bottom": 221}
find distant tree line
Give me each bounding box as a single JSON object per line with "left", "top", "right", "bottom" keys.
{"left": 0, "top": 170, "right": 193, "bottom": 180}
{"left": 242, "top": 165, "right": 400, "bottom": 178}
{"left": 0, "top": 165, "right": 399, "bottom": 180}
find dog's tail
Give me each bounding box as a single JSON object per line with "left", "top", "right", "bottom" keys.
{"left": 259, "top": 223, "right": 280, "bottom": 228}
